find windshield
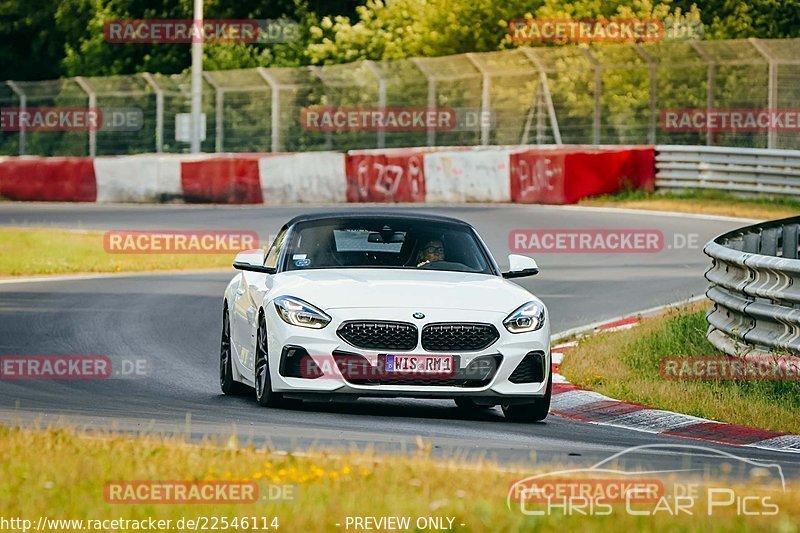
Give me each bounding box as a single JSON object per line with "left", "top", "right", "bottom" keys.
{"left": 283, "top": 218, "right": 495, "bottom": 274}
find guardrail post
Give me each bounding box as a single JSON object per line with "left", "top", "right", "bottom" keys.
{"left": 743, "top": 232, "right": 760, "bottom": 254}
{"left": 141, "top": 73, "right": 164, "bottom": 153}
{"left": 6, "top": 81, "right": 26, "bottom": 155}
{"left": 74, "top": 76, "right": 97, "bottom": 157}
{"left": 783, "top": 224, "right": 799, "bottom": 259}
{"left": 761, "top": 228, "right": 780, "bottom": 256}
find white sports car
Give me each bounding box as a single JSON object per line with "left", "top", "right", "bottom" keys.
{"left": 220, "top": 212, "right": 551, "bottom": 421}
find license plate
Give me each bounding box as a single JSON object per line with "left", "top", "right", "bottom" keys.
{"left": 385, "top": 354, "right": 454, "bottom": 376}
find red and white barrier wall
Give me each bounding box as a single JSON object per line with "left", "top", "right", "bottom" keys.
{"left": 0, "top": 146, "right": 654, "bottom": 204}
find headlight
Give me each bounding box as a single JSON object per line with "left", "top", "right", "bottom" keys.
{"left": 503, "top": 301, "right": 545, "bottom": 333}
{"left": 273, "top": 296, "right": 331, "bottom": 329}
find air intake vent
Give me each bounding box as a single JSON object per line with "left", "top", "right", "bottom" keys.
{"left": 337, "top": 321, "right": 418, "bottom": 351}
{"left": 421, "top": 323, "right": 499, "bottom": 352}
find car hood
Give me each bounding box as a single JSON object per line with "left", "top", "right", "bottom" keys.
{"left": 269, "top": 268, "right": 539, "bottom": 314}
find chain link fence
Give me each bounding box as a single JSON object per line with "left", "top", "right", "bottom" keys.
{"left": 2, "top": 38, "right": 799, "bottom": 156}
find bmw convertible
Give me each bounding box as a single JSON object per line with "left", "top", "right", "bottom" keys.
{"left": 220, "top": 212, "right": 551, "bottom": 422}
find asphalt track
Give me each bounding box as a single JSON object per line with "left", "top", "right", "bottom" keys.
{"left": 0, "top": 203, "right": 797, "bottom": 479}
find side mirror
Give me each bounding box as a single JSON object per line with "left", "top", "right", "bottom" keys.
{"left": 502, "top": 254, "right": 539, "bottom": 279}
{"left": 232, "top": 249, "right": 276, "bottom": 274}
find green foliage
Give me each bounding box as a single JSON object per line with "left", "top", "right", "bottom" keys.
{"left": 0, "top": 0, "right": 68, "bottom": 80}
{"left": 304, "top": 0, "right": 705, "bottom": 64}
{"left": 673, "top": 0, "right": 800, "bottom": 39}
{"left": 1, "top": 0, "right": 797, "bottom": 80}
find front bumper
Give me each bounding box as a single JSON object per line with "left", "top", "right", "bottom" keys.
{"left": 265, "top": 306, "right": 551, "bottom": 400}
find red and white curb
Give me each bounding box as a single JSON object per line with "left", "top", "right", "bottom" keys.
{"left": 0, "top": 146, "right": 655, "bottom": 204}
{"left": 550, "top": 317, "right": 800, "bottom": 454}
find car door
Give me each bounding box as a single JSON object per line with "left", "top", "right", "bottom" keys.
{"left": 231, "top": 228, "right": 287, "bottom": 375}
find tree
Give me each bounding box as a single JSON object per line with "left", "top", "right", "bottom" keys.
{"left": 0, "top": 0, "right": 68, "bottom": 80}
{"left": 672, "top": 0, "right": 800, "bottom": 39}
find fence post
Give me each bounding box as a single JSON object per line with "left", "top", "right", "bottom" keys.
{"left": 540, "top": 72, "right": 562, "bottom": 145}
{"left": 203, "top": 73, "right": 224, "bottom": 153}
{"left": 581, "top": 49, "right": 602, "bottom": 145}
{"left": 536, "top": 76, "right": 545, "bottom": 144}
{"left": 74, "top": 77, "right": 97, "bottom": 157}
{"left": 308, "top": 67, "right": 333, "bottom": 150}
{"left": 6, "top": 81, "right": 26, "bottom": 155}
{"left": 749, "top": 38, "right": 777, "bottom": 149}
{"left": 256, "top": 67, "right": 282, "bottom": 153}
{"left": 410, "top": 58, "right": 436, "bottom": 147}
{"left": 691, "top": 41, "right": 715, "bottom": 147}
{"left": 465, "top": 53, "right": 491, "bottom": 146}
{"left": 633, "top": 44, "right": 657, "bottom": 145}
{"left": 363, "top": 60, "right": 387, "bottom": 148}
{"left": 519, "top": 48, "right": 562, "bottom": 145}
{"left": 141, "top": 73, "right": 164, "bottom": 153}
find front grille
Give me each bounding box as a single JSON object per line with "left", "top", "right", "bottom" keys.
{"left": 421, "top": 323, "right": 499, "bottom": 352}
{"left": 508, "top": 351, "right": 546, "bottom": 383}
{"left": 337, "top": 321, "right": 418, "bottom": 351}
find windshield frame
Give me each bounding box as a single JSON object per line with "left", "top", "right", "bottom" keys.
{"left": 276, "top": 217, "right": 501, "bottom": 276}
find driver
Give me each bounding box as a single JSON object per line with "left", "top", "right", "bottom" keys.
{"left": 416, "top": 238, "right": 445, "bottom": 267}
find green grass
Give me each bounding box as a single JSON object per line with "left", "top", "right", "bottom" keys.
{"left": 1, "top": 426, "right": 798, "bottom": 532}
{"left": 0, "top": 227, "right": 236, "bottom": 276}
{"left": 580, "top": 189, "right": 800, "bottom": 220}
{"left": 559, "top": 303, "right": 800, "bottom": 434}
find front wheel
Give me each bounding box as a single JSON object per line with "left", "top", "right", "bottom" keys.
{"left": 501, "top": 373, "right": 552, "bottom": 422}
{"left": 220, "top": 306, "right": 249, "bottom": 395}
{"left": 255, "top": 316, "right": 284, "bottom": 407}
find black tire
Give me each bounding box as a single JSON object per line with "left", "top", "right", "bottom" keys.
{"left": 501, "top": 373, "right": 552, "bottom": 422}
{"left": 254, "top": 314, "right": 284, "bottom": 407}
{"left": 220, "top": 306, "right": 249, "bottom": 395}
{"left": 454, "top": 398, "right": 494, "bottom": 410}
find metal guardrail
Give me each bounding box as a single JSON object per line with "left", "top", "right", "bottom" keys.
{"left": 704, "top": 216, "right": 800, "bottom": 357}
{"left": 656, "top": 145, "right": 800, "bottom": 196}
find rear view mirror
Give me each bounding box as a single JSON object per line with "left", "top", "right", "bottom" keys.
{"left": 232, "top": 249, "right": 275, "bottom": 274}
{"left": 367, "top": 231, "right": 405, "bottom": 244}
{"left": 502, "top": 254, "right": 539, "bottom": 279}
